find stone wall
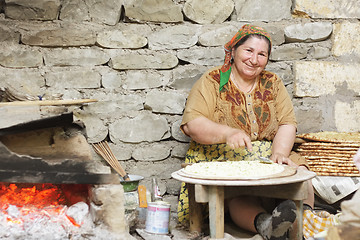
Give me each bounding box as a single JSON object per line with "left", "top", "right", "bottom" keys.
{"left": 0, "top": 0, "right": 359, "bottom": 211}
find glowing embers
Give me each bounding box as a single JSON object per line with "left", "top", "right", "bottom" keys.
{"left": 0, "top": 183, "right": 92, "bottom": 239}
{"left": 0, "top": 183, "right": 67, "bottom": 209}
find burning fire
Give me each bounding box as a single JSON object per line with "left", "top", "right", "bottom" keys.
{"left": 0, "top": 183, "right": 86, "bottom": 227}
{"left": 0, "top": 183, "right": 120, "bottom": 239}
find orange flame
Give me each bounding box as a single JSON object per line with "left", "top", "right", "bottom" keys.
{"left": 66, "top": 215, "right": 81, "bottom": 227}
{"left": 0, "top": 183, "right": 83, "bottom": 227}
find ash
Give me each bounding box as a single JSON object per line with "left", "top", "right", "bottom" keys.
{"left": 0, "top": 202, "right": 119, "bottom": 240}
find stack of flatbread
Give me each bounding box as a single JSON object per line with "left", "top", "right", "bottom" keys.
{"left": 294, "top": 131, "right": 360, "bottom": 176}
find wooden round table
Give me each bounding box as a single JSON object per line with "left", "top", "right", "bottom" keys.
{"left": 172, "top": 167, "right": 316, "bottom": 239}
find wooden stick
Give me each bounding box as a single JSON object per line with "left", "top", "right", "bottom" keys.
{"left": 0, "top": 99, "right": 98, "bottom": 107}
{"left": 92, "top": 142, "right": 130, "bottom": 181}
{"left": 104, "top": 142, "right": 124, "bottom": 173}
{"left": 100, "top": 142, "right": 118, "bottom": 170}
{"left": 94, "top": 143, "right": 118, "bottom": 172}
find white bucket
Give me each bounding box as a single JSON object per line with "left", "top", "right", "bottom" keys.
{"left": 145, "top": 201, "right": 171, "bottom": 234}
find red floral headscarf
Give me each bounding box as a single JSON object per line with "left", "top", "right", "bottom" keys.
{"left": 219, "top": 24, "right": 272, "bottom": 91}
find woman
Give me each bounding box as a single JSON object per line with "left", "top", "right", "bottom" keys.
{"left": 178, "top": 24, "right": 314, "bottom": 240}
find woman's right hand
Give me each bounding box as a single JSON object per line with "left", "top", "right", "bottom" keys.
{"left": 183, "top": 117, "right": 252, "bottom": 151}
{"left": 225, "top": 128, "right": 253, "bottom": 151}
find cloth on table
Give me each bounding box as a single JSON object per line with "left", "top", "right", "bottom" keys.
{"left": 303, "top": 209, "right": 341, "bottom": 239}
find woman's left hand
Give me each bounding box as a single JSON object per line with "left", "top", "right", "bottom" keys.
{"left": 270, "top": 153, "right": 298, "bottom": 168}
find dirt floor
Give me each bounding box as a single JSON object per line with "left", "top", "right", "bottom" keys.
{"left": 131, "top": 212, "right": 262, "bottom": 240}
{"left": 130, "top": 194, "right": 346, "bottom": 240}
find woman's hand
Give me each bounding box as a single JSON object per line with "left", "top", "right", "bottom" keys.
{"left": 225, "top": 128, "right": 253, "bottom": 151}
{"left": 270, "top": 124, "right": 297, "bottom": 167}
{"left": 270, "top": 152, "right": 298, "bottom": 168}
{"left": 183, "top": 117, "right": 253, "bottom": 151}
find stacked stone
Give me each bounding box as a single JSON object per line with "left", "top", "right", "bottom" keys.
{"left": 0, "top": 0, "right": 359, "bottom": 214}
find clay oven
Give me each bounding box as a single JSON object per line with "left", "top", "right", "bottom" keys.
{"left": 0, "top": 104, "right": 131, "bottom": 240}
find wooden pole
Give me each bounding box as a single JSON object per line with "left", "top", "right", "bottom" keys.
{"left": 0, "top": 99, "right": 98, "bottom": 107}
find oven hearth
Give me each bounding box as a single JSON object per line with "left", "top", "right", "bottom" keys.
{"left": 0, "top": 182, "right": 127, "bottom": 240}
{"left": 0, "top": 108, "right": 132, "bottom": 240}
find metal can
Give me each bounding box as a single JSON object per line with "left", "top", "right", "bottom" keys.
{"left": 145, "top": 201, "right": 171, "bottom": 234}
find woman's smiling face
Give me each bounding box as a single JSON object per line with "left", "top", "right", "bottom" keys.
{"left": 231, "top": 35, "right": 270, "bottom": 81}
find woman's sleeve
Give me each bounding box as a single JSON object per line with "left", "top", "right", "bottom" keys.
{"left": 181, "top": 69, "right": 218, "bottom": 129}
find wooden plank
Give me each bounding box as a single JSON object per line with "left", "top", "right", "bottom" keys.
{"left": 290, "top": 200, "right": 304, "bottom": 240}
{"left": 224, "top": 182, "right": 308, "bottom": 200}
{"left": 209, "top": 186, "right": 224, "bottom": 239}
{"left": 188, "top": 183, "right": 203, "bottom": 234}
{"left": 195, "top": 184, "right": 208, "bottom": 203}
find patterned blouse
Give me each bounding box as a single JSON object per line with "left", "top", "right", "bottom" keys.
{"left": 181, "top": 66, "right": 297, "bottom": 142}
